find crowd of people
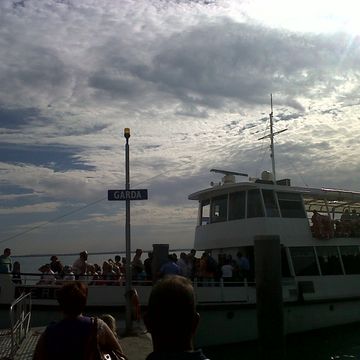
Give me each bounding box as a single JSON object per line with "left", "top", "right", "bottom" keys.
{"left": 36, "top": 249, "right": 251, "bottom": 286}
{"left": 311, "top": 208, "right": 360, "bottom": 239}
{"left": 1, "top": 247, "right": 251, "bottom": 287}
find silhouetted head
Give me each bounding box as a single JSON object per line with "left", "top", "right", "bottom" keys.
{"left": 57, "top": 282, "right": 88, "bottom": 317}
{"left": 145, "top": 275, "right": 199, "bottom": 351}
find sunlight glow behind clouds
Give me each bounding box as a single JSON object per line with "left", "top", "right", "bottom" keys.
{"left": 242, "top": 0, "right": 360, "bottom": 35}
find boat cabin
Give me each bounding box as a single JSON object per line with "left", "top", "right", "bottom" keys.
{"left": 189, "top": 172, "right": 360, "bottom": 280}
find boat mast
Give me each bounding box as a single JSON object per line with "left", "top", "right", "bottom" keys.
{"left": 258, "top": 94, "right": 287, "bottom": 183}
{"left": 269, "top": 94, "right": 276, "bottom": 182}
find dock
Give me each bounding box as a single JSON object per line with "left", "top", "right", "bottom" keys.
{"left": 0, "top": 323, "right": 153, "bottom": 360}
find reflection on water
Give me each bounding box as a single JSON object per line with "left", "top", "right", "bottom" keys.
{"left": 204, "top": 322, "right": 360, "bottom": 360}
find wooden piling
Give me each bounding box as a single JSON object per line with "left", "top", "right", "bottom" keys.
{"left": 151, "top": 244, "right": 169, "bottom": 282}
{"left": 254, "top": 235, "right": 285, "bottom": 360}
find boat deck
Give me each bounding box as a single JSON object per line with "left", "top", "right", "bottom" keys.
{"left": 0, "top": 322, "right": 152, "bottom": 360}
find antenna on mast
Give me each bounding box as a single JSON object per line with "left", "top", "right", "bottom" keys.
{"left": 257, "top": 94, "right": 287, "bottom": 183}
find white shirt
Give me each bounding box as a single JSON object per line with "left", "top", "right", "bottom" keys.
{"left": 221, "top": 264, "right": 233, "bottom": 278}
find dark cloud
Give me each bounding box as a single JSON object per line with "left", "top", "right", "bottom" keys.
{"left": 0, "top": 184, "right": 33, "bottom": 196}
{"left": 0, "top": 107, "right": 43, "bottom": 129}
{"left": 175, "top": 104, "right": 208, "bottom": 118}
{"left": 276, "top": 112, "right": 302, "bottom": 121}
{"left": 99, "top": 20, "right": 357, "bottom": 111}
{"left": 88, "top": 71, "right": 142, "bottom": 98}
{"left": 0, "top": 143, "right": 95, "bottom": 171}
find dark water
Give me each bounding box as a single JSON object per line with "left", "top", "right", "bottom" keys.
{"left": 204, "top": 322, "right": 360, "bottom": 360}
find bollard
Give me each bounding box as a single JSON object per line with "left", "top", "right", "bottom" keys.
{"left": 254, "top": 235, "right": 285, "bottom": 360}
{"left": 151, "top": 244, "right": 169, "bottom": 282}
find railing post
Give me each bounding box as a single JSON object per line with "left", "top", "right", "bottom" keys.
{"left": 9, "top": 292, "right": 32, "bottom": 358}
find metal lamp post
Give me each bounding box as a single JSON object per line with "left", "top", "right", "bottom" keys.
{"left": 124, "top": 127, "right": 132, "bottom": 334}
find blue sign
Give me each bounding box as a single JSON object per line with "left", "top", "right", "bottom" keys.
{"left": 108, "top": 189, "right": 148, "bottom": 201}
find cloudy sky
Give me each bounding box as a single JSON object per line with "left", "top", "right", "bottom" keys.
{"left": 1, "top": 0, "right": 360, "bottom": 256}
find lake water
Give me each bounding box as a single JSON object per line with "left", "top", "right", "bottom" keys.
{"left": 204, "top": 322, "right": 360, "bottom": 359}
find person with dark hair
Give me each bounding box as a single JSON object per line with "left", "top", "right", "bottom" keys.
{"left": 33, "top": 282, "right": 126, "bottom": 360}
{"left": 159, "top": 255, "right": 181, "bottom": 277}
{"left": 12, "top": 261, "right": 22, "bottom": 284}
{"left": 144, "top": 276, "right": 209, "bottom": 360}
{"left": 132, "top": 248, "right": 145, "bottom": 280}
{"left": 0, "top": 248, "right": 12, "bottom": 273}
{"left": 50, "top": 255, "right": 63, "bottom": 275}
{"left": 144, "top": 251, "right": 153, "bottom": 281}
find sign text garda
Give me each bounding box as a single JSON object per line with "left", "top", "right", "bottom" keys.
{"left": 108, "top": 189, "right": 148, "bottom": 201}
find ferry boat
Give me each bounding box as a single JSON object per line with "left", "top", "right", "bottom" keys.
{"left": 188, "top": 168, "right": 360, "bottom": 345}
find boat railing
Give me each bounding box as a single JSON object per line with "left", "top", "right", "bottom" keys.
{"left": 192, "top": 278, "right": 257, "bottom": 303}
{"left": 14, "top": 273, "right": 155, "bottom": 286}
{"left": 9, "top": 291, "right": 32, "bottom": 359}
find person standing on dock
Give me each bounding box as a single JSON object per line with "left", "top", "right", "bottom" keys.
{"left": 33, "top": 282, "right": 126, "bottom": 360}
{"left": 0, "top": 248, "right": 12, "bottom": 273}
{"left": 144, "top": 275, "right": 209, "bottom": 360}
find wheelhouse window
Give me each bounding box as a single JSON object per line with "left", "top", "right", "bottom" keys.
{"left": 210, "top": 195, "right": 228, "bottom": 223}
{"left": 247, "top": 189, "right": 264, "bottom": 218}
{"left": 277, "top": 192, "right": 306, "bottom": 218}
{"left": 200, "top": 199, "right": 210, "bottom": 225}
{"left": 316, "top": 246, "right": 343, "bottom": 275}
{"left": 340, "top": 246, "right": 360, "bottom": 274}
{"left": 262, "top": 189, "right": 280, "bottom": 217}
{"left": 290, "top": 247, "right": 319, "bottom": 276}
{"left": 281, "top": 246, "right": 291, "bottom": 277}
{"left": 229, "top": 191, "right": 246, "bottom": 220}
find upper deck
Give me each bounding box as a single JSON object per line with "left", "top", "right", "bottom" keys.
{"left": 188, "top": 176, "right": 360, "bottom": 249}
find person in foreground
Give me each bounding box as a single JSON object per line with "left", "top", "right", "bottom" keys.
{"left": 33, "top": 281, "right": 126, "bottom": 360}
{"left": 144, "top": 275, "right": 209, "bottom": 360}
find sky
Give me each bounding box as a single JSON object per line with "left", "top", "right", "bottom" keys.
{"left": 1, "top": 0, "right": 360, "bottom": 256}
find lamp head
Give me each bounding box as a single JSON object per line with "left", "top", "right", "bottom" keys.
{"left": 124, "top": 128, "right": 130, "bottom": 139}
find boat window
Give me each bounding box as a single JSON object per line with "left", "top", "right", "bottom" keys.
{"left": 277, "top": 192, "right": 306, "bottom": 218}
{"left": 210, "top": 195, "right": 228, "bottom": 223}
{"left": 247, "top": 189, "right": 264, "bottom": 218}
{"left": 340, "top": 246, "right": 360, "bottom": 274}
{"left": 290, "top": 247, "right": 320, "bottom": 276}
{"left": 200, "top": 199, "right": 210, "bottom": 225}
{"left": 316, "top": 246, "right": 343, "bottom": 275}
{"left": 229, "top": 191, "right": 246, "bottom": 220}
{"left": 262, "top": 190, "right": 280, "bottom": 217}
{"left": 281, "top": 246, "right": 291, "bottom": 277}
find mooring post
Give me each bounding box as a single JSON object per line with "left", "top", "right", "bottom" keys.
{"left": 254, "top": 235, "right": 285, "bottom": 360}
{"left": 152, "top": 244, "right": 169, "bottom": 283}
